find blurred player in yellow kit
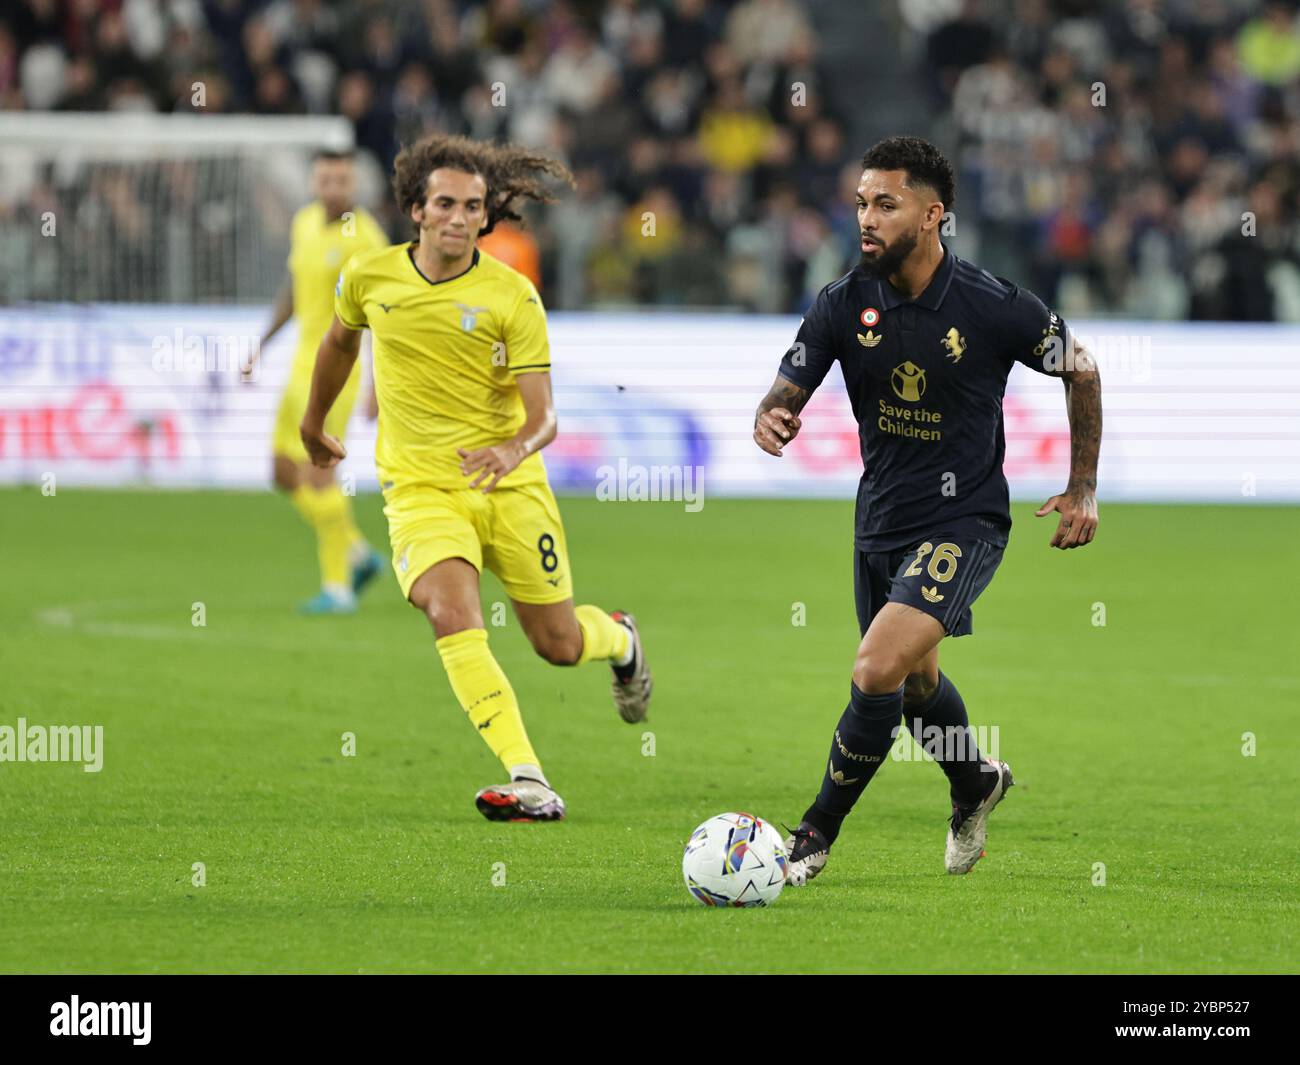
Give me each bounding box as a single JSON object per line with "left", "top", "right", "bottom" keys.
{"left": 255, "top": 150, "right": 390, "bottom": 614}
{"left": 300, "top": 134, "right": 652, "bottom": 821}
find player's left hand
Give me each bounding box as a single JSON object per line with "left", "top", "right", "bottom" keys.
{"left": 458, "top": 442, "right": 526, "bottom": 493}
{"left": 301, "top": 421, "right": 346, "bottom": 468}
{"left": 1036, "top": 487, "right": 1097, "bottom": 549}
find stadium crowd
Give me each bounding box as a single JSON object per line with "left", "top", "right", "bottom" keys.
{"left": 1, "top": 0, "right": 1298, "bottom": 319}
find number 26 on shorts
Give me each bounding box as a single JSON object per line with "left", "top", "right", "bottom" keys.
{"left": 903, "top": 541, "right": 962, "bottom": 583}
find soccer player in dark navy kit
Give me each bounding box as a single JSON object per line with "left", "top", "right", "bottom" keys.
{"left": 754, "top": 136, "right": 1102, "bottom": 881}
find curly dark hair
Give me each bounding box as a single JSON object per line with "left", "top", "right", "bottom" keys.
{"left": 860, "top": 136, "right": 956, "bottom": 210}
{"left": 392, "top": 133, "right": 574, "bottom": 238}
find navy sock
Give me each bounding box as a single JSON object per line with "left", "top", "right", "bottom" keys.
{"left": 803, "top": 683, "right": 903, "bottom": 845}
{"left": 904, "top": 671, "right": 988, "bottom": 806}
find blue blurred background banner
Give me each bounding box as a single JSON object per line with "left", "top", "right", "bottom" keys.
{"left": 3, "top": 304, "right": 1297, "bottom": 502}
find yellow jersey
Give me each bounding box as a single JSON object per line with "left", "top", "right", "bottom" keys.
{"left": 334, "top": 243, "right": 552, "bottom": 489}
{"left": 288, "top": 201, "right": 388, "bottom": 370}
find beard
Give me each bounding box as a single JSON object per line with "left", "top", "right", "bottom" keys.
{"left": 858, "top": 230, "right": 918, "bottom": 279}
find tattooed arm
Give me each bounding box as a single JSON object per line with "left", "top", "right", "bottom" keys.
{"left": 753, "top": 374, "right": 812, "bottom": 458}
{"left": 1035, "top": 340, "right": 1101, "bottom": 548}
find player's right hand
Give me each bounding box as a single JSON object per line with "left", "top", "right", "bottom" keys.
{"left": 300, "top": 422, "right": 346, "bottom": 468}
{"left": 754, "top": 407, "right": 801, "bottom": 457}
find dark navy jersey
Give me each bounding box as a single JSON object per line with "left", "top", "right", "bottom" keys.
{"left": 778, "top": 245, "right": 1068, "bottom": 551}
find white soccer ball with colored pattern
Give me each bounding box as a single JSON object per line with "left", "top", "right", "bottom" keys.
{"left": 681, "top": 812, "right": 788, "bottom": 907}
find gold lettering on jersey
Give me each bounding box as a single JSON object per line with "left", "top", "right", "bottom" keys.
{"left": 1033, "top": 312, "right": 1064, "bottom": 358}
{"left": 941, "top": 327, "right": 965, "bottom": 362}
{"left": 877, "top": 398, "right": 942, "bottom": 441}
{"left": 857, "top": 330, "right": 882, "bottom": 347}
{"left": 889, "top": 361, "right": 926, "bottom": 401}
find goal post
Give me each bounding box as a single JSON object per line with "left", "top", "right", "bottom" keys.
{"left": 0, "top": 113, "right": 369, "bottom": 305}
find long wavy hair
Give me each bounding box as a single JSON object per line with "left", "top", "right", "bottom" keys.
{"left": 392, "top": 133, "right": 574, "bottom": 238}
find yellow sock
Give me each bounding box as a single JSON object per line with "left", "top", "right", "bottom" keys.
{"left": 289, "top": 483, "right": 321, "bottom": 526}
{"left": 339, "top": 493, "right": 368, "bottom": 557}
{"left": 574, "top": 605, "right": 631, "bottom": 666}
{"left": 436, "top": 629, "right": 539, "bottom": 772}
{"left": 290, "top": 485, "right": 330, "bottom": 585}
{"left": 306, "top": 485, "right": 352, "bottom": 591}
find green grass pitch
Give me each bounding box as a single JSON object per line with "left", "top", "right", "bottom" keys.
{"left": 1, "top": 487, "right": 1296, "bottom": 974}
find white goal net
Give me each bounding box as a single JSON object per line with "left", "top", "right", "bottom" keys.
{"left": 0, "top": 113, "right": 365, "bottom": 305}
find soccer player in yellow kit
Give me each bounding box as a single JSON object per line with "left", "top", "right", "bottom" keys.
{"left": 256, "top": 150, "right": 390, "bottom": 614}
{"left": 299, "top": 135, "right": 652, "bottom": 821}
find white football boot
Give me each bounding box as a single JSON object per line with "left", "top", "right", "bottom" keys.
{"left": 783, "top": 824, "right": 831, "bottom": 886}
{"left": 945, "top": 758, "right": 1014, "bottom": 874}
{"left": 475, "top": 779, "right": 567, "bottom": 822}
{"left": 609, "top": 611, "right": 652, "bottom": 723}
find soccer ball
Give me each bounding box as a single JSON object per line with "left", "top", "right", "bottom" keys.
{"left": 681, "top": 812, "right": 788, "bottom": 907}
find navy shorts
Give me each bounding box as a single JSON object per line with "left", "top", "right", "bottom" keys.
{"left": 854, "top": 532, "right": 1005, "bottom": 638}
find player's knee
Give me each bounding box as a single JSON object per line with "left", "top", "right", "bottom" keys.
{"left": 852, "top": 651, "right": 908, "bottom": 695}
{"left": 532, "top": 628, "right": 582, "bottom": 666}
{"left": 271, "top": 461, "right": 297, "bottom": 492}
{"left": 417, "top": 599, "right": 480, "bottom": 638}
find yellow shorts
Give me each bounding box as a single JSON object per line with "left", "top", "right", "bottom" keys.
{"left": 272, "top": 358, "right": 361, "bottom": 462}
{"left": 383, "top": 480, "right": 574, "bottom": 605}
